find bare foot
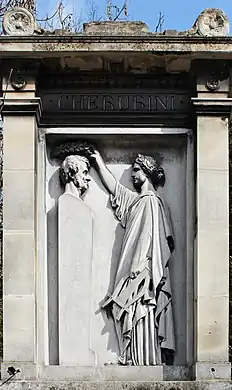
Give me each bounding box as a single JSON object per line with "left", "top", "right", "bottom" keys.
{"left": 104, "top": 357, "right": 132, "bottom": 366}
{"left": 104, "top": 359, "right": 120, "bottom": 366}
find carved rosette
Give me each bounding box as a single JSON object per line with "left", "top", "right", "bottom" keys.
{"left": 195, "top": 8, "right": 229, "bottom": 37}
{"left": 3, "top": 7, "right": 35, "bottom": 36}
{"left": 205, "top": 78, "right": 220, "bottom": 92}
{"left": 10, "top": 73, "right": 26, "bottom": 90}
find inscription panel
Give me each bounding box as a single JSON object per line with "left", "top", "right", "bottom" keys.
{"left": 41, "top": 92, "right": 189, "bottom": 114}
{"left": 37, "top": 73, "right": 191, "bottom": 124}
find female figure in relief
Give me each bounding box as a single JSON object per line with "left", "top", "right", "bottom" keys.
{"left": 90, "top": 149, "right": 175, "bottom": 366}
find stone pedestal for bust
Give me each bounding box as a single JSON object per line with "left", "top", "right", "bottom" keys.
{"left": 58, "top": 192, "right": 94, "bottom": 366}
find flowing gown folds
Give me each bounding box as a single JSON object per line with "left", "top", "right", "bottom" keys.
{"left": 102, "top": 183, "right": 175, "bottom": 365}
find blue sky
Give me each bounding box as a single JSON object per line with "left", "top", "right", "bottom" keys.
{"left": 36, "top": 0, "right": 232, "bottom": 33}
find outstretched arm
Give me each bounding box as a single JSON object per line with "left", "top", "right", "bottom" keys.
{"left": 90, "top": 149, "right": 116, "bottom": 195}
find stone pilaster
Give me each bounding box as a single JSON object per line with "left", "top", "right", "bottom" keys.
{"left": 1, "top": 61, "right": 41, "bottom": 378}
{"left": 192, "top": 60, "right": 232, "bottom": 380}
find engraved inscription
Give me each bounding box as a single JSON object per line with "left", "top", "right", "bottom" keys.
{"left": 43, "top": 93, "right": 189, "bottom": 113}
{"left": 38, "top": 73, "right": 190, "bottom": 90}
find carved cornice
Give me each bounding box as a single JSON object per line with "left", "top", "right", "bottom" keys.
{"left": 191, "top": 97, "right": 232, "bottom": 115}
{"left": 0, "top": 35, "right": 232, "bottom": 43}
{"left": 0, "top": 97, "right": 42, "bottom": 122}
{"left": 0, "top": 36, "right": 232, "bottom": 58}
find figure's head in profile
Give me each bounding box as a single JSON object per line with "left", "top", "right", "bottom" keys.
{"left": 60, "top": 155, "right": 91, "bottom": 197}
{"left": 132, "top": 154, "right": 165, "bottom": 191}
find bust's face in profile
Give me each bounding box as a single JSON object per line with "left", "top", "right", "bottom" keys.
{"left": 73, "top": 159, "right": 91, "bottom": 195}
{"left": 60, "top": 155, "right": 91, "bottom": 196}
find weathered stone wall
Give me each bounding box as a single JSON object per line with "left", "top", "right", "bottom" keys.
{"left": 0, "top": 7, "right": 231, "bottom": 386}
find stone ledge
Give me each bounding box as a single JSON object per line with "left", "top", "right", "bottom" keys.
{"left": 0, "top": 381, "right": 231, "bottom": 390}
{"left": 0, "top": 98, "right": 42, "bottom": 123}
{"left": 1, "top": 36, "right": 232, "bottom": 56}
{"left": 1, "top": 363, "right": 230, "bottom": 382}
{"left": 191, "top": 97, "right": 232, "bottom": 115}
{"left": 1, "top": 364, "right": 191, "bottom": 382}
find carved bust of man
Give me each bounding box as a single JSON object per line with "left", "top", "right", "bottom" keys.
{"left": 60, "top": 155, "right": 91, "bottom": 198}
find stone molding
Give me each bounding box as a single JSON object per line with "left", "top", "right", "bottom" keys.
{"left": 191, "top": 97, "right": 232, "bottom": 115}
{"left": 0, "top": 36, "right": 232, "bottom": 56}
{"left": 0, "top": 97, "right": 42, "bottom": 122}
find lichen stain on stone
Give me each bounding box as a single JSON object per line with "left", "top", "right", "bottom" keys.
{"left": 130, "top": 386, "right": 150, "bottom": 390}
{"left": 126, "top": 386, "right": 182, "bottom": 390}
{"left": 30, "top": 39, "right": 231, "bottom": 55}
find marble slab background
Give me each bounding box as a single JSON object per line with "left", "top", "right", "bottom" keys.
{"left": 45, "top": 133, "right": 191, "bottom": 366}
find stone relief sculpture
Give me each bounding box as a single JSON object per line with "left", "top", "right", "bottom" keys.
{"left": 87, "top": 149, "right": 175, "bottom": 366}
{"left": 190, "top": 8, "right": 230, "bottom": 37}
{"left": 60, "top": 154, "right": 91, "bottom": 198}
{"left": 58, "top": 148, "right": 94, "bottom": 365}
{"left": 3, "top": 7, "right": 36, "bottom": 36}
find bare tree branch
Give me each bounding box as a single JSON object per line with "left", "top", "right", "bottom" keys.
{"left": 86, "top": 0, "right": 101, "bottom": 22}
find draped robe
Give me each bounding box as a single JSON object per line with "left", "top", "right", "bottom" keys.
{"left": 102, "top": 183, "right": 175, "bottom": 365}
